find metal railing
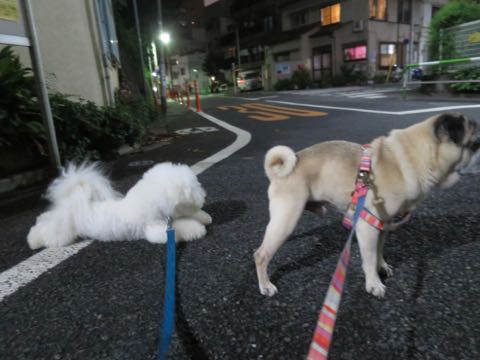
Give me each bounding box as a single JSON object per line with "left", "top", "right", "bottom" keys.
{"left": 402, "top": 56, "right": 480, "bottom": 91}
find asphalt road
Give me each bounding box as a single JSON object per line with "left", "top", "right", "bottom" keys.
{"left": 1, "top": 87, "right": 480, "bottom": 360}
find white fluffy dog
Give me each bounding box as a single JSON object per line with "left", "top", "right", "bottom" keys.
{"left": 27, "top": 162, "right": 212, "bottom": 249}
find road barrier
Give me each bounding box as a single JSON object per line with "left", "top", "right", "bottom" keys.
{"left": 402, "top": 56, "right": 480, "bottom": 92}
{"left": 194, "top": 80, "right": 202, "bottom": 112}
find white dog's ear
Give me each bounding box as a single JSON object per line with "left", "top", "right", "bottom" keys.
{"left": 434, "top": 113, "right": 466, "bottom": 144}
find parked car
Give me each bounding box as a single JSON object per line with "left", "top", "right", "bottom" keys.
{"left": 237, "top": 70, "right": 263, "bottom": 91}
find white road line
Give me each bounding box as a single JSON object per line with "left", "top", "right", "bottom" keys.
{"left": 363, "top": 95, "right": 387, "bottom": 99}
{"left": 220, "top": 95, "right": 279, "bottom": 101}
{"left": 266, "top": 100, "right": 480, "bottom": 115}
{"left": 342, "top": 92, "right": 383, "bottom": 98}
{"left": 189, "top": 110, "right": 251, "bottom": 175}
{"left": 0, "top": 242, "right": 92, "bottom": 302}
{"left": 0, "top": 110, "right": 251, "bottom": 302}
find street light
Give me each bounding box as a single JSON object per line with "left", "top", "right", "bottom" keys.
{"left": 159, "top": 32, "right": 170, "bottom": 45}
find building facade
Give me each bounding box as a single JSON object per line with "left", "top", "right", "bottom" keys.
{"left": 266, "top": 0, "right": 447, "bottom": 88}
{"left": 12, "top": 0, "right": 120, "bottom": 106}
{"left": 203, "top": 0, "right": 447, "bottom": 90}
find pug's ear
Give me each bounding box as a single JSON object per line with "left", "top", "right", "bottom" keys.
{"left": 434, "top": 113, "right": 466, "bottom": 145}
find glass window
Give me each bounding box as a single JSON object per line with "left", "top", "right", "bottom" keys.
{"left": 379, "top": 43, "right": 397, "bottom": 68}
{"left": 290, "top": 10, "right": 308, "bottom": 28}
{"left": 321, "top": 3, "right": 341, "bottom": 26}
{"left": 398, "top": 0, "right": 411, "bottom": 23}
{"left": 369, "top": 0, "right": 387, "bottom": 20}
{"left": 344, "top": 45, "right": 367, "bottom": 61}
{"left": 263, "top": 16, "right": 274, "bottom": 32}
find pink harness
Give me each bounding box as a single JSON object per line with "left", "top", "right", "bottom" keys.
{"left": 342, "top": 145, "right": 385, "bottom": 230}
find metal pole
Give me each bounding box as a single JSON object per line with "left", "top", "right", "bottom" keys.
{"left": 157, "top": 0, "right": 167, "bottom": 115}
{"left": 133, "top": 0, "right": 148, "bottom": 96}
{"left": 235, "top": 22, "right": 241, "bottom": 67}
{"left": 232, "top": 62, "right": 237, "bottom": 95}
{"left": 23, "top": 0, "right": 62, "bottom": 172}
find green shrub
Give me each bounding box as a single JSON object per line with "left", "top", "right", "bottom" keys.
{"left": 274, "top": 78, "right": 294, "bottom": 91}
{"left": 0, "top": 46, "right": 158, "bottom": 171}
{"left": 0, "top": 47, "right": 46, "bottom": 154}
{"left": 291, "top": 68, "right": 312, "bottom": 89}
{"left": 449, "top": 66, "right": 480, "bottom": 93}
{"left": 373, "top": 73, "right": 387, "bottom": 84}
{"left": 50, "top": 92, "right": 153, "bottom": 161}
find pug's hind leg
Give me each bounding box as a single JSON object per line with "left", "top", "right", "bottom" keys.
{"left": 377, "top": 231, "right": 393, "bottom": 278}
{"left": 255, "top": 195, "right": 306, "bottom": 297}
{"left": 356, "top": 220, "right": 386, "bottom": 298}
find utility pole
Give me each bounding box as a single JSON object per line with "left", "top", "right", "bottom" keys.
{"left": 235, "top": 22, "right": 241, "bottom": 67}
{"left": 133, "top": 0, "right": 148, "bottom": 97}
{"left": 157, "top": 0, "right": 167, "bottom": 115}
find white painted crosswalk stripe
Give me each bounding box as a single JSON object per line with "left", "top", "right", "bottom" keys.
{"left": 284, "top": 88, "right": 396, "bottom": 100}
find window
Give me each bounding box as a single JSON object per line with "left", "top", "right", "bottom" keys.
{"left": 312, "top": 46, "right": 332, "bottom": 81}
{"left": 398, "top": 0, "right": 412, "bottom": 24}
{"left": 263, "top": 16, "right": 274, "bottom": 32}
{"left": 180, "top": 68, "right": 186, "bottom": 76}
{"left": 290, "top": 10, "right": 308, "bottom": 28}
{"left": 321, "top": 3, "right": 341, "bottom": 26}
{"left": 379, "top": 43, "right": 397, "bottom": 68}
{"left": 96, "top": 0, "right": 121, "bottom": 65}
{"left": 344, "top": 44, "right": 367, "bottom": 61}
{"left": 369, "top": 0, "right": 387, "bottom": 20}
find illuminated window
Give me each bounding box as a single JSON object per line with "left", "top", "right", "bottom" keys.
{"left": 344, "top": 44, "right": 367, "bottom": 62}
{"left": 370, "top": 0, "right": 387, "bottom": 20}
{"left": 379, "top": 43, "right": 397, "bottom": 68}
{"left": 321, "top": 3, "right": 341, "bottom": 26}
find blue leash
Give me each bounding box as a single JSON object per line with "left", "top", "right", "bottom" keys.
{"left": 157, "top": 220, "right": 176, "bottom": 360}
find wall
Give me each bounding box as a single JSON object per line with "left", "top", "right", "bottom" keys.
{"left": 29, "top": 0, "right": 118, "bottom": 105}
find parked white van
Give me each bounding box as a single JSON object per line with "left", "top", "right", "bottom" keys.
{"left": 237, "top": 70, "right": 263, "bottom": 91}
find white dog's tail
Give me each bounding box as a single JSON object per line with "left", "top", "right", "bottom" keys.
{"left": 46, "top": 162, "right": 119, "bottom": 206}
{"left": 264, "top": 145, "right": 297, "bottom": 180}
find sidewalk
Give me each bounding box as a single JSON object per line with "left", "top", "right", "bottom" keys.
{"left": 0, "top": 101, "right": 236, "bottom": 218}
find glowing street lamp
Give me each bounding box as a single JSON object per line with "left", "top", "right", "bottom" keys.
{"left": 159, "top": 32, "right": 171, "bottom": 45}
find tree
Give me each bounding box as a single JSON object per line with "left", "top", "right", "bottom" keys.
{"left": 428, "top": 0, "right": 480, "bottom": 60}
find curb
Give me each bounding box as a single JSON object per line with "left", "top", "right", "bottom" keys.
{"left": 0, "top": 168, "right": 50, "bottom": 194}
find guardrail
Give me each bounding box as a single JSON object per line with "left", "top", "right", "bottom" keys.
{"left": 402, "top": 56, "right": 480, "bottom": 92}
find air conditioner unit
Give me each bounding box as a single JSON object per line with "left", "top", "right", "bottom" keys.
{"left": 352, "top": 19, "right": 364, "bottom": 33}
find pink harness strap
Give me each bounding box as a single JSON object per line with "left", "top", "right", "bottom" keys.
{"left": 342, "top": 145, "right": 385, "bottom": 230}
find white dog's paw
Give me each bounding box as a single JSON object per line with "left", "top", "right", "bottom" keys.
{"left": 173, "top": 219, "right": 206, "bottom": 241}
{"left": 366, "top": 280, "right": 386, "bottom": 298}
{"left": 194, "top": 210, "right": 212, "bottom": 225}
{"left": 27, "top": 234, "right": 44, "bottom": 250}
{"left": 259, "top": 282, "right": 278, "bottom": 297}
{"left": 379, "top": 262, "right": 394, "bottom": 278}
{"left": 145, "top": 224, "right": 168, "bottom": 244}
{"left": 27, "top": 225, "right": 45, "bottom": 250}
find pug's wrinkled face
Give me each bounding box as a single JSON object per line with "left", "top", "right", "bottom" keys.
{"left": 434, "top": 113, "right": 480, "bottom": 180}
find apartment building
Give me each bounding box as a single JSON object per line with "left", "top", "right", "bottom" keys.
{"left": 266, "top": 0, "right": 447, "bottom": 87}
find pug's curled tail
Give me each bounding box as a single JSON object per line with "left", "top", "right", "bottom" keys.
{"left": 264, "top": 145, "right": 297, "bottom": 180}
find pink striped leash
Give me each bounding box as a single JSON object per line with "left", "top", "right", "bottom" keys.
{"left": 306, "top": 207, "right": 361, "bottom": 360}
{"left": 307, "top": 146, "right": 371, "bottom": 360}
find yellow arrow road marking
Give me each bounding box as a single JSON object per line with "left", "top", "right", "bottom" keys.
{"left": 242, "top": 103, "right": 327, "bottom": 117}
{"left": 216, "top": 103, "right": 328, "bottom": 121}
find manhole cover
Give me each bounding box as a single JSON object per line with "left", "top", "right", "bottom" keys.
{"left": 175, "top": 127, "right": 219, "bottom": 135}
{"left": 128, "top": 160, "right": 154, "bottom": 167}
